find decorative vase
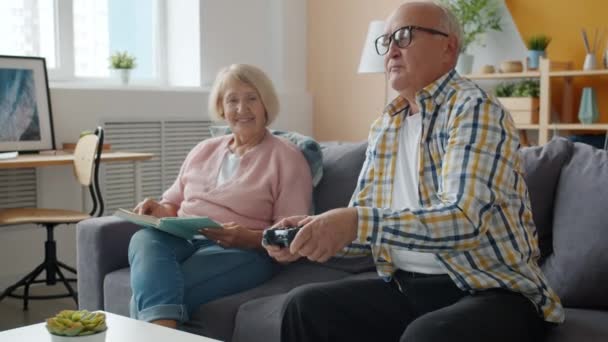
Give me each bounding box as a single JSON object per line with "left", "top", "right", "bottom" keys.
{"left": 119, "top": 69, "right": 131, "bottom": 85}
{"left": 527, "top": 50, "right": 546, "bottom": 70}
{"left": 456, "top": 53, "right": 474, "bottom": 75}
{"left": 50, "top": 330, "right": 107, "bottom": 342}
{"left": 578, "top": 87, "right": 599, "bottom": 124}
{"left": 583, "top": 53, "right": 597, "bottom": 70}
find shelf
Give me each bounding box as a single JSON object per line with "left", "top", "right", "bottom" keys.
{"left": 516, "top": 124, "right": 540, "bottom": 130}
{"left": 465, "top": 71, "right": 540, "bottom": 80}
{"left": 548, "top": 124, "right": 608, "bottom": 130}
{"left": 549, "top": 69, "right": 608, "bottom": 77}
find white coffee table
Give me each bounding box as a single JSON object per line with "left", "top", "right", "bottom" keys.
{"left": 0, "top": 311, "right": 221, "bottom": 342}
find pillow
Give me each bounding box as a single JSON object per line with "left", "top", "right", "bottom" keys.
{"left": 541, "top": 141, "right": 608, "bottom": 308}
{"left": 519, "top": 137, "right": 573, "bottom": 263}
{"left": 209, "top": 126, "right": 323, "bottom": 186}
{"left": 313, "top": 141, "right": 367, "bottom": 214}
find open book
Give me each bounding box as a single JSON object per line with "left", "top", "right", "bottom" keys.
{"left": 114, "top": 209, "right": 222, "bottom": 240}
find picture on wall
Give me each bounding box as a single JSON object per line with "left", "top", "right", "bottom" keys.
{"left": 0, "top": 55, "right": 55, "bottom": 152}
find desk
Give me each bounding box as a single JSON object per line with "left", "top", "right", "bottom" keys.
{"left": 0, "top": 151, "right": 154, "bottom": 209}
{"left": 0, "top": 151, "right": 153, "bottom": 169}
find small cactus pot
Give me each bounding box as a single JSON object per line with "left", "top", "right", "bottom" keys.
{"left": 50, "top": 330, "right": 106, "bottom": 342}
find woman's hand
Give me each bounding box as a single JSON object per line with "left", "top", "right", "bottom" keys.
{"left": 199, "top": 222, "right": 262, "bottom": 249}
{"left": 133, "top": 198, "right": 176, "bottom": 218}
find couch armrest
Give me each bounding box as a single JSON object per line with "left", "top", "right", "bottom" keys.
{"left": 76, "top": 216, "right": 141, "bottom": 311}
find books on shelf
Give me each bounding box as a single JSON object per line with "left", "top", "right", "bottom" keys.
{"left": 114, "top": 209, "right": 222, "bottom": 240}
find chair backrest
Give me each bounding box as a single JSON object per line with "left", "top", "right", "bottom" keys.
{"left": 73, "top": 127, "right": 105, "bottom": 217}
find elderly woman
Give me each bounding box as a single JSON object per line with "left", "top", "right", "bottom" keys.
{"left": 127, "top": 64, "right": 312, "bottom": 328}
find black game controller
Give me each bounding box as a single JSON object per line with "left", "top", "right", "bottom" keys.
{"left": 262, "top": 226, "right": 301, "bottom": 248}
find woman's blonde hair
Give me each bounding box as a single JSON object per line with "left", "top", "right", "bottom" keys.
{"left": 208, "top": 64, "right": 280, "bottom": 125}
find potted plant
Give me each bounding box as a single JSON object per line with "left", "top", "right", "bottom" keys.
{"left": 109, "top": 51, "right": 136, "bottom": 85}
{"left": 495, "top": 80, "right": 540, "bottom": 124}
{"left": 440, "top": 0, "right": 503, "bottom": 75}
{"left": 526, "top": 35, "right": 551, "bottom": 70}
{"left": 46, "top": 310, "right": 107, "bottom": 341}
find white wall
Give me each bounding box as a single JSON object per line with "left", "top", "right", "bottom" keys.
{"left": 468, "top": 1, "right": 527, "bottom": 74}
{"left": 0, "top": 0, "right": 311, "bottom": 290}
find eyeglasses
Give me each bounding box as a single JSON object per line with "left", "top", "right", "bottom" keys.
{"left": 374, "top": 25, "right": 449, "bottom": 56}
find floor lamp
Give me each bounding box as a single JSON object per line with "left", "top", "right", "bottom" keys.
{"left": 358, "top": 20, "right": 388, "bottom": 105}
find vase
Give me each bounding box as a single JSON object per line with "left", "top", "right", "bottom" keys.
{"left": 455, "top": 53, "right": 474, "bottom": 75}
{"left": 527, "top": 50, "right": 545, "bottom": 70}
{"left": 50, "top": 330, "right": 106, "bottom": 342}
{"left": 119, "top": 69, "right": 131, "bottom": 85}
{"left": 583, "top": 53, "right": 597, "bottom": 70}
{"left": 578, "top": 87, "right": 599, "bottom": 124}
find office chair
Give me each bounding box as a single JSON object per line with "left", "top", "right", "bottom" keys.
{"left": 0, "top": 127, "right": 104, "bottom": 310}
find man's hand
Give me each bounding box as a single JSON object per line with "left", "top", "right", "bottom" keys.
{"left": 199, "top": 222, "right": 262, "bottom": 249}
{"left": 261, "top": 215, "right": 308, "bottom": 263}
{"left": 264, "top": 245, "right": 301, "bottom": 263}
{"left": 133, "top": 198, "right": 176, "bottom": 218}
{"left": 290, "top": 208, "right": 358, "bottom": 262}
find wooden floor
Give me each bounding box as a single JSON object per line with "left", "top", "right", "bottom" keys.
{"left": 0, "top": 283, "right": 78, "bottom": 332}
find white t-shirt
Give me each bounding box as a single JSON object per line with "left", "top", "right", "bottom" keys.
{"left": 217, "top": 152, "right": 240, "bottom": 186}
{"left": 390, "top": 112, "right": 445, "bottom": 274}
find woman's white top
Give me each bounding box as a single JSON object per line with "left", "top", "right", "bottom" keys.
{"left": 217, "top": 152, "right": 241, "bottom": 186}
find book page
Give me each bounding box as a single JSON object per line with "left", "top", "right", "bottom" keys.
{"left": 114, "top": 209, "right": 160, "bottom": 227}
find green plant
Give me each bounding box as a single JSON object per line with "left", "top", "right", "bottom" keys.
{"left": 440, "top": 0, "right": 503, "bottom": 53}
{"left": 495, "top": 80, "right": 540, "bottom": 98}
{"left": 46, "top": 310, "right": 107, "bottom": 336}
{"left": 527, "top": 35, "right": 552, "bottom": 51}
{"left": 109, "top": 51, "right": 136, "bottom": 69}
{"left": 495, "top": 82, "right": 515, "bottom": 97}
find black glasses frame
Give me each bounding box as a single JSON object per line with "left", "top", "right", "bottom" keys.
{"left": 374, "top": 25, "right": 449, "bottom": 55}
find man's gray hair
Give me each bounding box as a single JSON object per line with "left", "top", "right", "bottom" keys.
{"left": 404, "top": 0, "right": 463, "bottom": 53}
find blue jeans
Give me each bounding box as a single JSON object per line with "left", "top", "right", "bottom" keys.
{"left": 128, "top": 228, "right": 276, "bottom": 323}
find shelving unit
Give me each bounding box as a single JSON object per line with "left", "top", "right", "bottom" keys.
{"left": 465, "top": 58, "right": 608, "bottom": 145}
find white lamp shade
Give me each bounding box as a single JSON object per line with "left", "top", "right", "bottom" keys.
{"left": 358, "top": 20, "right": 386, "bottom": 74}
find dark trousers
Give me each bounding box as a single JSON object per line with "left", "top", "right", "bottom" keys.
{"left": 281, "top": 270, "right": 550, "bottom": 342}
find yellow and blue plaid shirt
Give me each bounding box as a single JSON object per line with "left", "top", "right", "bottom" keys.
{"left": 342, "top": 70, "right": 564, "bottom": 323}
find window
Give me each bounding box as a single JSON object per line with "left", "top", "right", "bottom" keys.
{"left": 0, "top": 0, "right": 163, "bottom": 83}
{"left": 0, "top": 0, "right": 57, "bottom": 68}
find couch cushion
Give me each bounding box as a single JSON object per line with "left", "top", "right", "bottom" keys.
{"left": 103, "top": 268, "right": 132, "bottom": 317}
{"left": 314, "top": 142, "right": 367, "bottom": 214}
{"left": 232, "top": 272, "right": 379, "bottom": 342}
{"left": 545, "top": 308, "right": 608, "bottom": 342}
{"left": 541, "top": 142, "right": 608, "bottom": 308}
{"left": 185, "top": 260, "right": 354, "bottom": 341}
{"left": 519, "top": 137, "right": 573, "bottom": 262}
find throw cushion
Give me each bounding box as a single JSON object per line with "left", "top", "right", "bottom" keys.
{"left": 541, "top": 141, "right": 608, "bottom": 308}
{"left": 519, "top": 137, "right": 573, "bottom": 263}
{"left": 314, "top": 141, "right": 367, "bottom": 214}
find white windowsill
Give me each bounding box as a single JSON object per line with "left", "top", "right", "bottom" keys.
{"left": 50, "top": 81, "right": 209, "bottom": 92}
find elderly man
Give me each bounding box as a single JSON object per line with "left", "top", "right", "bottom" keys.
{"left": 264, "top": 1, "right": 564, "bottom": 341}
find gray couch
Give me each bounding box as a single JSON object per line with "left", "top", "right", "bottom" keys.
{"left": 77, "top": 137, "right": 608, "bottom": 341}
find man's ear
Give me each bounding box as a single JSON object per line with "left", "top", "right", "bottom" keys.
{"left": 444, "top": 35, "right": 459, "bottom": 62}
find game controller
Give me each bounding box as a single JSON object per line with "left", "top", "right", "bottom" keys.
{"left": 262, "top": 226, "right": 301, "bottom": 248}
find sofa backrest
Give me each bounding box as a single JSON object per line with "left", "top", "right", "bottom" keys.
{"left": 538, "top": 140, "right": 608, "bottom": 309}
{"left": 314, "top": 142, "right": 367, "bottom": 214}
{"left": 519, "top": 137, "right": 573, "bottom": 263}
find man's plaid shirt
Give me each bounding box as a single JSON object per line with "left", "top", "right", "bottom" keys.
{"left": 342, "top": 70, "right": 564, "bottom": 323}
